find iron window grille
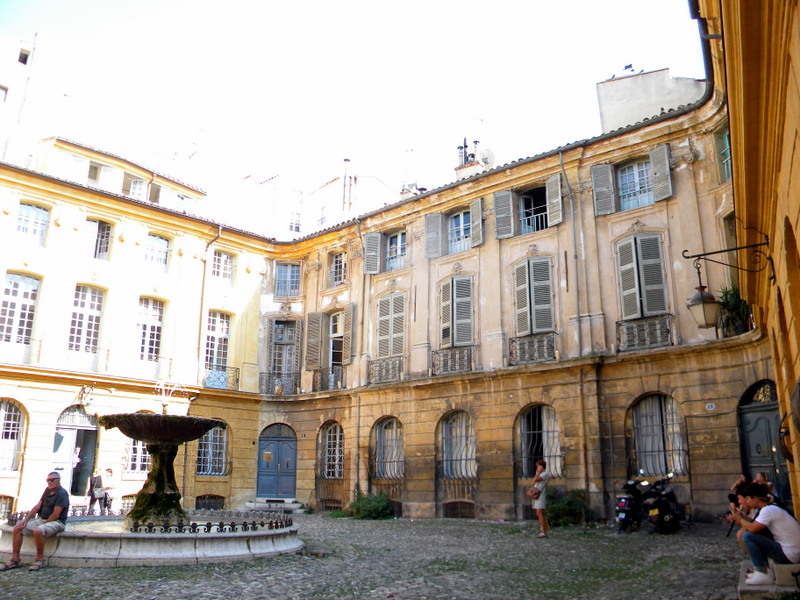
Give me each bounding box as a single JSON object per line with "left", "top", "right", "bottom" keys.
{"left": 371, "top": 418, "right": 404, "bottom": 480}
{"left": 630, "top": 393, "right": 688, "bottom": 477}
{"left": 196, "top": 426, "right": 228, "bottom": 476}
{"left": 441, "top": 412, "right": 478, "bottom": 479}
{"left": 318, "top": 422, "right": 344, "bottom": 479}
{"left": 520, "top": 404, "right": 563, "bottom": 478}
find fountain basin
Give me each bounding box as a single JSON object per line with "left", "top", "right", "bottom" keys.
{"left": 0, "top": 513, "right": 303, "bottom": 567}
{"left": 98, "top": 414, "right": 224, "bottom": 444}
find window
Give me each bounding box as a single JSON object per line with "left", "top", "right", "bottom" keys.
{"left": 138, "top": 298, "right": 164, "bottom": 361}
{"left": 616, "top": 233, "right": 668, "bottom": 320}
{"left": 513, "top": 257, "right": 554, "bottom": 336}
{"left": 126, "top": 438, "right": 151, "bottom": 473}
{"left": 265, "top": 319, "right": 301, "bottom": 395}
{"left": 16, "top": 203, "right": 49, "bottom": 245}
{"left": 289, "top": 212, "right": 301, "bottom": 233}
{"left": 441, "top": 411, "right": 477, "bottom": 479}
{"left": 329, "top": 252, "right": 347, "bottom": 287}
{"left": 145, "top": 234, "right": 170, "bottom": 271}
{"left": 590, "top": 144, "right": 672, "bottom": 215}
{"left": 520, "top": 405, "right": 562, "bottom": 478}
{"left": 715, "top": 127, "right": 732, "bottom": 183}
{"left": 212, "top": 250, "right": 234, "bottom": 281}
{"left": 440, "top": 275, "right": 473, "bottom": 348}
{"left": 205, "top": 311, "right": 231, "bottom": 370}
{"left": 305, "top": 306, "right": 352, "bottom": 390}
{"left": 275, "top": 263, "right": 301, "bottom": 297}
{"left": 122, "top": 173, "right": 145, "bottom": 199}
{"left": 88, "top": 219, "right": 112, "bottom": 260}
{"left": 196, "top": 425, "right": 228, "bottom": 476}
{"left": 425, "top": 198, "right": 483, "bottom": 257}
{"left": 69, "top": 285, "right": 104, "bottom": 353}
{"left": 372, "top": 417, "right": 404, "bottom": 479}
{"left": 0, "top": 399, "right": 24, "bottom": 470}
{"left": 319, "top": 422, "right": 344, "bottom": 479}
{"left": 494, "top": 174, "right": 562, "bottom": 239}
{"left": 630, "top": 394, "right": 687, "bottom": 477}
{"left": 148, "top": 183, "right": 162, "bottom": 204}
{"left": 18, "top": 49, "right": 30, "bottom": 65}
{"left": 364, "top": 231, "right": 407, "bottom": 274}
{"left": 1, "top": 273, "right": 38, "bottom": 344}
{"left": 376, "top": 293, "right": 405, "bottom": 358}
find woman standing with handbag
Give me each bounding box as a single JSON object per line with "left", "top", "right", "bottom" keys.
{"left": 528, "top": 460, "right": 551, "bottom": 538}
{"left": 86, "top": 469, "right": 105, "bottom": 515}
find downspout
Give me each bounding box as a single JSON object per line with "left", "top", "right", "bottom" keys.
{"left": 196, "top": 225, "right": 222, "bottom": 382}
{"left": 560, "top": 152, "right": 582, "bottom": 356}
{"left": 355, "top": 218, "right": 367, "bottom": 493}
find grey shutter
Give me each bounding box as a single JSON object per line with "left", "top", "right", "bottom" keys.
{"left": 341, "top": 303, "right": 353, "bottom": 365}
{"left": 292, "top": 320, "right": 303, "bottom": 374}
{"left": 305, "top": 312, "right": 323, "bottom": 369}
{"left": 637, "top": 234, "right": 668, "bottom": 315}
{"left": 545, "top": 173, "right": 563, "bottom": 226}
{"left": 364, "top": 232, "right": 382, "bottom": 274}
{"left": 617, "top": 237, "right": 641, "bottom": 319}
{"left": 390, "top": 293, "right": 405, "bottom": 357}
{"left": 514, "top": 262, "right": 531, "bottom": 337}
{"left": 266, "top": 318, "right": 276, "bottom": 374}
{"left": 453, "top": 275, "right": 473, "bottom": 346}
{"left": 377, "top": 295, "right": 391, "bottom": 359}
{"left": 494, "top": 191, "right": 516, "bottom": 239}
{"left": 469, "top": 197, "right": 483, "bottom": 247}
{"left": 440, "top": 278, "right": 453, "bottom": 348}
{"left": 650, "top": 144, "right": 673, "bottom": 202}
{"left": 591, "top": 164, "right": 616, "bottom": 216}
{"left": 425, "top": 213, "right": 444, "bottom": 258}
{"left": 530, "top": 257, "right": 554, "bottom": 332}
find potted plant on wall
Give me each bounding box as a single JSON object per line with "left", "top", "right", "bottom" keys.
{"left": 718, "top": 282, "right": 752, "bottom": 337}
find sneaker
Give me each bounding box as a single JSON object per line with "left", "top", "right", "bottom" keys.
{"left": 746, "top": 571, "right": 773, "bottom": 585}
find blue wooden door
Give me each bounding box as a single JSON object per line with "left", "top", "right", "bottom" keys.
{"left": 257, "top": 431, "right": 297, "bottom": 498}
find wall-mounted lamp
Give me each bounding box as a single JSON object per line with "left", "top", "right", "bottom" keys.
{"left": 685, "top": 260, "right": 720, "bottom": 329}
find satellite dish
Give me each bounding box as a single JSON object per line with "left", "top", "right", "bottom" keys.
{"left": 479, "top": 148, "right": 495, "bottom": 168}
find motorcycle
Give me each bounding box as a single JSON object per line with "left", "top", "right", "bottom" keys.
{"left": 616, "top": 477, "right": 646, "bottom": 533}
{"left": 641, "top": 472, "right": 681, "bottom": 534}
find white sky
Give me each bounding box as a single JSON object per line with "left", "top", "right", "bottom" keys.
{"left": 0, "top": 0, "right": 705, "bottom": 200}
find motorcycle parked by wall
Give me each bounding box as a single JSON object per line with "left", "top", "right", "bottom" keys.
{"left": 616, "top": 477, "right": 646, "bottom": 533}
{"left": 641, "top": 472, "right": 681, "bottom": 534}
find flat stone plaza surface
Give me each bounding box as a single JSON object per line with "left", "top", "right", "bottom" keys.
{"left": 0, "top": 514, "right": 742, "bottom": 600}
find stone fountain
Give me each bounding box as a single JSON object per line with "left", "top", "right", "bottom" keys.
{"left": 0, "top": 413, "right": 303, "bottom": 567}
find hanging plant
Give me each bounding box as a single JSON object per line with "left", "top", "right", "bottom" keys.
{"left": 717, "top": 282, "right": 752, "bottom": 337}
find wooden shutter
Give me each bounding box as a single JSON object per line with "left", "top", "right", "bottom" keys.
{"left": 305, "top": 312, "right": 323, "bottom": 369}
{"left": 494, "top": 191, "right": 516, "bottom": 239}
{"left": 292, "top": 319, "right": 303, "bottom": 374}
{"left": 440, "top": 278, "right": 453, "bottom": 348}
{"left": 617, "top": 237, "right": 641, "bottom": 320}
{"left": 545, "top": 173, "right": 563, "bottom": 226}
{"left": 650, "top": 144, "right": 673, "bottom": 202}
{"left": 453, "top": 275, "right": 473, "bottom": 346}
{"left": 266, "top": 317, "right": 276, "bottom": 373}
{"left": 364, "top": 232, "right": 382, "bottom": 274}
{"left": 591, "top": 164, "right": 616, "bottom": 216}
{"left": 637, "top": 234, "right": 668, "bottom": 316}
{"left": 377, "top": 295, "right": 391, "bottom": 358}
{"left": 425, "top": 213, "right": 444, "bottom": 258}
{"left": 530, "top": 257, "right": 554, "bottom": 332}
{"left": 514, "top": 262, "right": 531, "bottom": 337}
{"left": 390, "top": 293, "right": 405, "bottom": 357}
{"left": 341, "top": 303, "right": 353, "bottom": 365}
{"left": 469, "top": 198, "right": 483, "bottom": 248}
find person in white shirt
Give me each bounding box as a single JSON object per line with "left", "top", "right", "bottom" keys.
{"left": 733, "top": 482, "right": 800, "bottom": 585}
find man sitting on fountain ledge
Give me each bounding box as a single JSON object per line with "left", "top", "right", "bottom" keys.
{"left": 0, "top": 471, "right": 69, "bottom": 572}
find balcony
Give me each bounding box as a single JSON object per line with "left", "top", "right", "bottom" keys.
{"left": 368, "top": 356, "right": 405, "bottom": 384}
{"left": 520, "top": 212, "right": 548, "bottom": 235}
{"left": 259, "top": 372, "right": 300, "bottom": 396}
{"left": 203, "top": 365, "right": 240, "bottom": 390}
{"left": 432, "top": 346, "right": 474, "bottom": 376}
{"left": 312, "top": 366, "right": 345, "bottom": 392}
{"left": 509, "top": 332, "right": 556, "bottom": 365}
{"left": 617, "top": 314, "right": 673, "bottom": 352}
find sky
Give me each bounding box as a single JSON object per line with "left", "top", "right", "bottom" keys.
{"left": 0, "top": 0, "right": 705, "bottom": 205}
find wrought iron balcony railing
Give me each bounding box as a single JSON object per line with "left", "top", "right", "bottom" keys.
{"left": 203, "top": 365, "right": 240, "bottom": 390}
{"left": 432, "top": 346, "right": 474, "bottom": 376}
{"left": 259, "top": 372, "right": 300, "bottom": 395}
{"left": 368, "top": 356, "right": 405, "bottom": 384}
{"left": 617, "top": 314, "right": 673, "bottom": 352}
{"left": 509, "top": 332, "right": 556, "bottom": 365}
{"left": 312, "top": 366, "right": 345, "bottom": 392}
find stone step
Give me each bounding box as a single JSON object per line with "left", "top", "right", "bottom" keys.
{"left": 245, "top": 499, "right": 304, "bottom": 514}
{"left": 738, "top": 559, "right": 800, "bottom": 600}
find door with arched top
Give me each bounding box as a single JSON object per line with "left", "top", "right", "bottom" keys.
{"left": 257, "top": 424, "right": 297, "bottom": 499}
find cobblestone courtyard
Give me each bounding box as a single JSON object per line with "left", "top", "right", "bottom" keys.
{"left": 0, "top": 514, "right": 741, "bottom": 600}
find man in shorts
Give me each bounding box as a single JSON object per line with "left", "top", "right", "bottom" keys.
{"left": 1, "top": 471, "right": 70, "bottom": 572}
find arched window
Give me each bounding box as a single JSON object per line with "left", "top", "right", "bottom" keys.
{"left": 196, "top": 425, "right": 228, "bottom": 476}
{"left": 371, "top": 417, "right": 404, "bottom": 480}
{"left": 0, "top": 399, "right": 24, "bottom": 470}
{"left": 520, "top": 405, "right": 562, "bottom": 478}
{"left": 630, "top": 394, "right": 687, "bottom": 476}
{"left": 318, "top": 422, "right": 344, "bottom": 479}
{"left": 441, "top": 411, "right": 477, "bottom": 479}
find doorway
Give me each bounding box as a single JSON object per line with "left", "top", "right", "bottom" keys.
{"left": 52, "top": 406, "right": 98, "bottom": 496}
{"left": 256, "top": 424, "right": 297, "bottom": 499}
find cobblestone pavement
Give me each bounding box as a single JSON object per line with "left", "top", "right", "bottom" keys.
{"left": 0, "top": 514, "right": 741, "bottom": 600}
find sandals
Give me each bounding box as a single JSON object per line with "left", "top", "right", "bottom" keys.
{"left": 0, "top": 560, "right": 21, "bottom": 571}
{"left": 28, "top": 561, "right": 45, "bottom": 572}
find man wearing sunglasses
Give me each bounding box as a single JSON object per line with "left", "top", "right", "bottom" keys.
{"left": 0, "top": 472, "right": 70, "bottom": 572}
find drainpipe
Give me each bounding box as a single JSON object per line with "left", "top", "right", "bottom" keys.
{"left": 355, "top": 218, "right": 367, "bottom": 493}
{"left": 560, "top": 152, "right": 582, "bottom": 356}
{"left": 196, "top": 226, "right": 222, "bottom": 382}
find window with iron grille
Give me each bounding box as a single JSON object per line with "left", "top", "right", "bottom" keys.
{"left": 212, "top": 250, "right": 234, "bottom": 280}
{"left": 0, "top": 399, "right": 24, "bottom": 470}
{"left": 138, "top": 297, "right": 164, "bottom": 361}
{"left": 330, "top": 252, "right": 347, "bottom": 287}
{"left": 441, "top": 411, "right": 477, "bottom": 479}
{"left": 275, "top": 263, "right": 301, "bottom": 297}
{"left": 196, "top": 425, "right": 227, "bottom": 476}
{"left": 89, "top": 219, "right": 112, "bottom": 260}
{"left": 126, "top": 438, "right": 151, "bottom": 472}
{"left": 205, "top": 311, "right": 231, "bottom": 370}
{"left": 69, "top": 285, "right": 104, "bottom": 353}
{"left": 1, "top": 273, "right": 38, "bottom": 345}
{"left": 520, "top": 405, "right": 562, "bottom": 478}
{"left": 373, "top": 418, "right": 404, "bottom": 479}
{"left": 17, "top": 203, "right": 49, "bottom": 245}
{"left": 630, "top": 394, "right": 687, "bottom": 477}
{"left": 319, "top": 422, "right": 344, "bottom": 479}
{"left": 145, "top": 234, "right": 170, "bottom": 271}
